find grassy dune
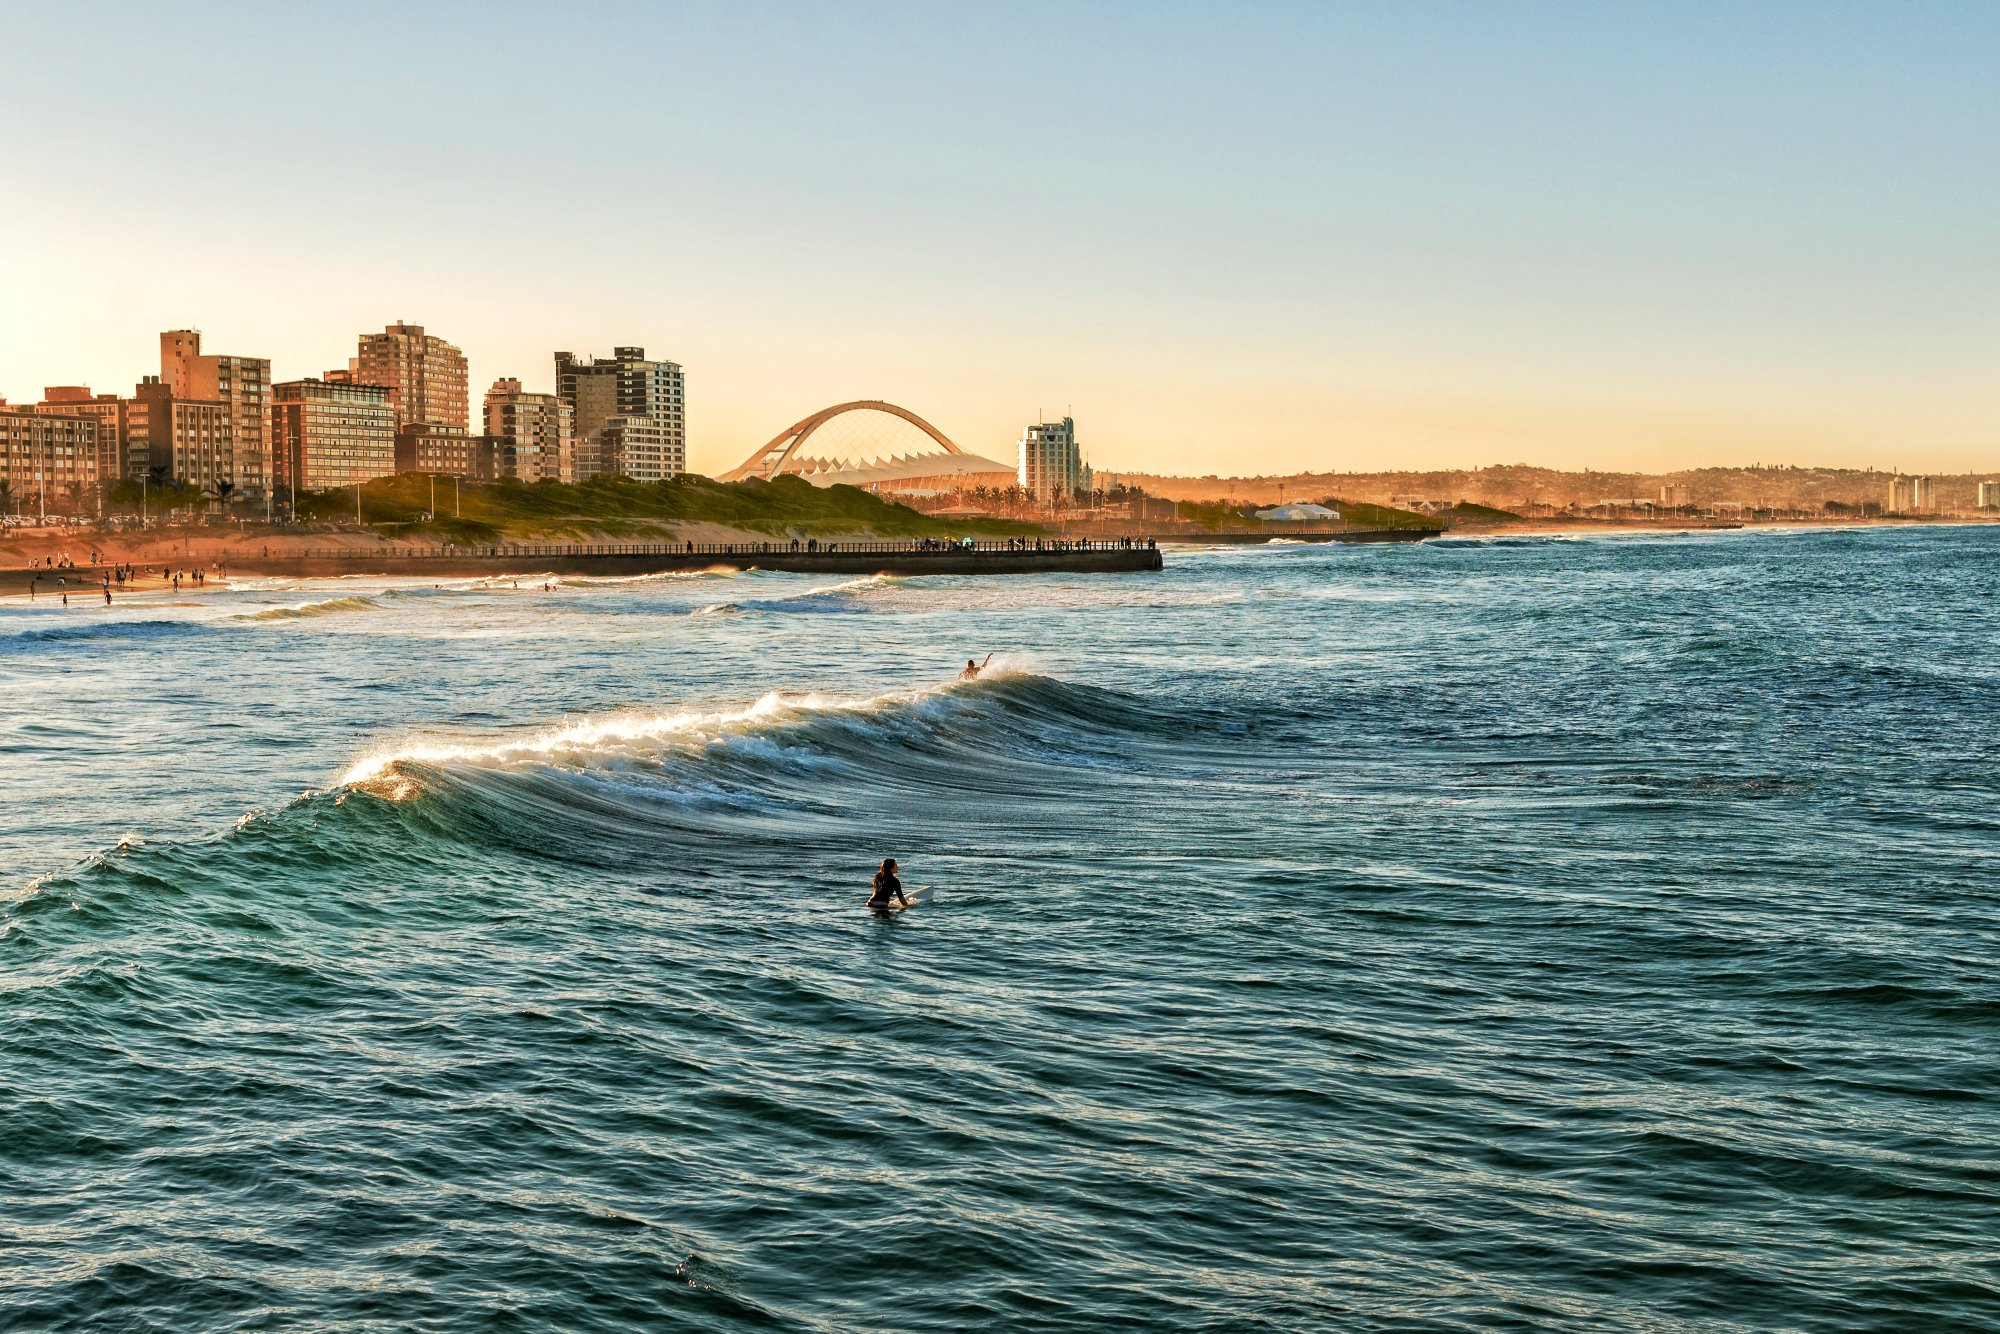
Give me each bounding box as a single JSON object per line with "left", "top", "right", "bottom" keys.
{"left": 297, "top": 473, "right": 1039, "bottom": 543}
{"left": 1321, "top": 499, "right": 1445, "bottom": 531}
{"left": 1447, "top": 501, "right": 1524, "bottom": 522}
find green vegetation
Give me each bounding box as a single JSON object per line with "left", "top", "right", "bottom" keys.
{"left": 1173, "top": 499, "right": 1254, "bottom": 529}
{"left": 1447, "top": 501, "right": 1523, "bottom": 522}
{"left": 1166, "top": 495, "right": 1447, "bottom": 532}
{"left": 293, "top": 472, "right": 1039, "bottom": 542}
{"left": 109, "top": 477, "right": 207, "bottom": 511}
{"left": 1321, "top": 498, "right": 1444, "bottom": 531}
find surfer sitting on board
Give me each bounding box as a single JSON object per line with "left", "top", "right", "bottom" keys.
{"left": 869, "top": 858, "right": 910, "bottom": 912}
{"left": 961, "top": 653, "right": 994, "bottom": 680}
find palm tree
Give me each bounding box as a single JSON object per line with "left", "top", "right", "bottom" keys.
{"left": 210, "top": 479, "right": 236, "bottom": 514}
{"left": 0, "top": 478, "right": 11, "bottom": 515}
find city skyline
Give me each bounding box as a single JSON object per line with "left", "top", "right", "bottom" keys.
{"left": 2, "top": 2, "right": 1996, "bottom": 477}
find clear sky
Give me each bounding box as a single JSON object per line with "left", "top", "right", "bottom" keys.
{"left": 2, "top": 1, "right": 1994, "bottom": 476}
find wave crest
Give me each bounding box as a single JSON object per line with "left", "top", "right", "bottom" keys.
{"left": 339, "top": 664, "right": 1156, "bottom": 802}
{"left": 236, "top": 596, "right": 381, "bottom": 622}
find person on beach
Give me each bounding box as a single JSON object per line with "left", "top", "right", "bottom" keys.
{"left": 869, "top": 858, "right": 909, "bottom": 912}
{"left": 961, "top": 653, "right": 993, "bottom": 680}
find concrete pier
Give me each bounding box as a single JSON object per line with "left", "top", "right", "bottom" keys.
{"left": 5, "top": 539, "right": 1163, "bottom": 592}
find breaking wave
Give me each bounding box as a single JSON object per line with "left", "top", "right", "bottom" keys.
{"left": 688, "top": 574, "right": 902, "bottom": 617}
{"left": 556, "top": 567, "right": 744, "bottom": 587}
{"left": 12, "top": 669, "right": 1209, "bottom": 898}
{"left": 235, "top": 595, "right": 382, "bottom": 622}
{"left": 342, "top": 668, "right": 1164, "bottom": 797}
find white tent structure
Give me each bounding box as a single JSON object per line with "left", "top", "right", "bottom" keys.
{"left": 1253, "top": 502, "right": 1339, "bottom": 522}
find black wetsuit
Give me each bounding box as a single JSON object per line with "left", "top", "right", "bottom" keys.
{"left": 869, "top": 872, "right": 903, "bottom": 909}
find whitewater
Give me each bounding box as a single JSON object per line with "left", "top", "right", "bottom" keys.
{"left": 3, "top": 529, "right": 1996, "bottom": 1331}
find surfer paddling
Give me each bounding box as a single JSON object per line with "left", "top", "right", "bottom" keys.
{"left": 869, "top": 858, "right": 911, "bottom": 912}
{"left": 961, "top": 653, "right": 994, "bottom": 680}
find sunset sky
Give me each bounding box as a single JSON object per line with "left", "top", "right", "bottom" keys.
{"left": 2, "top": 1, "right": 1994, "bottom": 477}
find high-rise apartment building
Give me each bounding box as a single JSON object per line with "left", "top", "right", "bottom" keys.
{"left": 0, "top": 410, "right": 98, "bottom": 514}
{"left": 484, "top": 377, "right": 574, "bottom": 483}
{"left": 394, "top": 423, "right": 492, "bottom": 480}
{"left": 1909, "top": 476, "right": 1934, "bottom": 512}
{"left": 594, "top": 418, "right": 680, "bottom": 483}
{"left": 32, "top": 387, "right": 130, "bottom": 484}
{"left": 353, "top": 322, "right": 469, "bottom": 432}
{"left": 1018, "top": 417, "right": 1084, "bottom": 503}
{"left": 272, "top": 378, "right": 396, "bottom": 494}
{"left": 554, "top": 346, "right": 685, "bottom": 481}
{"left": 1887, "top": 476, "right": 1908, "bottom": 513}
{"left": 1979, "top": 481, "right": 1999, "bottom": 510}
{"left": 132, "top": 376, "right": 233, "bottom": 494}
{"left": 160, "top": 330, "right": 271, "bottom": 500}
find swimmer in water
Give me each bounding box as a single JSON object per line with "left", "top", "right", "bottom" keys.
{"left": 960, "top": 653, "right": 994, "bottom": 680}
{"left": 868, "top": 858, "right": 909, "bottom": 912}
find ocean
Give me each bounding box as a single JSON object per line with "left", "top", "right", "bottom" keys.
{"left": 3, "top": 527, "right": 1996, "bottom": 1331}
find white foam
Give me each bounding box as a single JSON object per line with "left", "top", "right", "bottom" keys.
{"left": 338, "top": 670, "right": 1024, "bottom": 797}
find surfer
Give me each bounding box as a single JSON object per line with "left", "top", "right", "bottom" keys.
{"left": 960, "top": 653, "right": 993, "bottom": 680}
{"left": 868, "top": 858, "right": 910, "bottom": 912}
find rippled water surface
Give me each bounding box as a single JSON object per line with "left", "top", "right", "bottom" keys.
{"left": 4, "top": 528, "right": 1997, "bottom": 1331}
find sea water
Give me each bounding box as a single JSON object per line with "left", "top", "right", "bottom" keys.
{"left": 2, "top": 528, "right": 1995, "bottom": 1330}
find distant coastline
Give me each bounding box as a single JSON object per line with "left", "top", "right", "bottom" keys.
{"left": 1428, "top": 514, "right": 1998, "bottom": 538}
{"left": 1111, "top": 463, "right": 2000, "bottom": 519}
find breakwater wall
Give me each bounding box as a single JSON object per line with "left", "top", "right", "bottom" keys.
{"left": 6, "top": 540, "right": 1162, "bottom": 590}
